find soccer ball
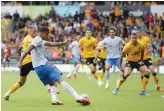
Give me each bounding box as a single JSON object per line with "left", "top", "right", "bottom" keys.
{"left": 80, "top": 93, "right": 90, "bottom": 106}
{"left": 81, "top": 93, "right": 89, "bottom": 99}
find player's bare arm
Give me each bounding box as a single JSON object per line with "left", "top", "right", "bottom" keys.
{"left": 140, "top": 46, "right": 145, "bottom": 61}
{"left": 78, "top": 46, "right": 83, "bottom": 57}
{"left": 44, "top": 39, "right": 69, "bottom": 47}
{"left": 120, "top": 52, "right": 125, "bottom": 72}
{"left": 145, "top": 44, "right": 152, "bottom": 54}
{"left": 96, "top": 45, "right": 103, "bottom": 50}
{"left": 18, "top": 44, "right": 35, "bottom": 68}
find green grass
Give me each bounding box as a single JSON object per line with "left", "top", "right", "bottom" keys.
{"left": 1, "top": 71, "right": 164, "bottom": 111}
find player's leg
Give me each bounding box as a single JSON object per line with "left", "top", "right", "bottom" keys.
{"left": 38, "top": 62, "right": 89, "bottom": 105}
{"left": 72, "top": 59, "right": 81, "bottom": 79}
{"left": 67, "top": 57, "right": 81, "bottom": 79}
{"left": 148, "top": 65, "right": 163, "bottom": 91}
{"left": 67, "top": 57, "right": 77, "bottom": 79}
{"left": 48, "top": 82, "right": 63, "bottom": 105}
{"left": 86, "top": 58, "right": 98, "bottom": 80}
{"left": 3, "top": 62, "right": 33, "bottom": 100}
{"left": 115, "top": 58, "right": 123, "bottom": 79}
{"left": 2, "top": 56, "right": 7, "bottom": 71}
{"left": 97, "top": 59, "right": 105, "bottom": 86}
{"left": 99, "top": 59, "right": 105, "bottom": 80}
{"left": 88, "top": 64, "right": 98, "bottom": 80}
{"left": 4, "top": 76, "right": 26, "bottom": 100}
{"left": 138, "top": 63, "right": 151, "bottom": 96}
{"left": 105, "top": 59, "right": 113, "bottom": 88}
{"left": 57, "top": 76, "right": 90, "bottom": 105}
{"left": 47, "top": 83, "right": 60, "bottom": 94}
{"left": 113, "top": 66, "right": 132, "bottom": 95}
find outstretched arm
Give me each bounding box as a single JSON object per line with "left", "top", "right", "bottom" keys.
{"left": 44, "top": 39, "right": 68, "bottom": 47}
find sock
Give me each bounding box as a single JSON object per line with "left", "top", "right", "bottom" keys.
{"left": 91, "top": 71, "right": 98, "bottom": 80}
{"left": 67, "top": 67, "right": 76, "bottom": 77}
{"left": 105, "top": 71, "right": 110, "bottom": 82}
{"left": 50, "top": 86, "right": 59, "bottom": 102}
{"left": 74, "top": 64, "right": 81, "bottom": 74}
{"left": 152, "top": 73, "right": 159, "bottom": 86}
{"left": 141, "top": 75, "right": 150, "bottom": 90}
{"left": 60, "top": 81, "right": 80, "bottom": 99}
{"left": 99, "top": 71, "right": 105, "bottom": 80}
{"left": 116, "top": 76, "right": 126, "bottom": 88}
{"left": 6, "top": 82, "right": 22, "bottom": 95}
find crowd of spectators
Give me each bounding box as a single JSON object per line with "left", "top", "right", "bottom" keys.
{"left": 1, "top": 1, "right": 164, "bottom": 64}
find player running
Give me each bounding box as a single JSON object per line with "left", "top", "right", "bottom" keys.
{"left": 17, "top": 26, "right": 90, "bottom": 105}
{"left": 137, "top": 28, "right": 163, "bottom": 92}
{"left": 96, "top": 37, "right": 107, "bottom": 86}
{"left": 97, "top": 28, "right": 124, "bottom": 89}
{"left": 79, "top": 29, "right": 98, "bottom": 80}
{"left": 113, "top": 30, "right": 151, "bottom": 96}
{"left": 66, "top": 35, "right": 81, "bottom": 79}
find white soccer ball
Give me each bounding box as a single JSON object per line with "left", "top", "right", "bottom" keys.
{"left": 80, "top": 93, "right": 90, "bottom": 105}
{"left": 80, "top": 93, "right": 89, "bottom": 99}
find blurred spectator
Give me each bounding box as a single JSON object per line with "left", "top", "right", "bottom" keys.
{"left": 49, "top": 7, "right": 56, "bottom": 22}
{"left": 80, "top": 1, "right": 86, "bottom": 7}
{"left": 74, "top": 11, "right": 80, "bottom": 21}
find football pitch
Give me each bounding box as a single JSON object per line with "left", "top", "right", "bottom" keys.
{"left": 1, "top": 71, "right": 164, "bottom": 111}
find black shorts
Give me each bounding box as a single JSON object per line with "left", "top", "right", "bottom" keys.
{"left": 143, "top": 58, "right": 153, "bottom": 67}
{"left": 125, "top": 61, "right": 145, "bottom": 70}
{"left": 84, "top": 57, "right": 96, "bottom": 66}
{"left": 20, "top": 62, "right": 34, "bottom": 76}
{"left": 6, "top": 56, "right": 10, "bottom": 62}
{"left": 97, "top": 57, "right": 106, "bottom": 67}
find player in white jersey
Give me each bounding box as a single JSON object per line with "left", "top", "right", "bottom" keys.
{"left": 66, "top": 36, "right": 81, "bottom": 79}
{"left": 97, "top": 28, "right": 124, "bottom": 88}
{"left": 17, "top": 27, "right": 90, "bottom": 105}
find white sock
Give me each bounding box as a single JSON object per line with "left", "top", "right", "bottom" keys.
{"left": 5, "top": 91, "right": 10, "bottom": 96}
{"left": 105, "top": 71, "right": 110, "bottom": 83}
{"left": 73, "top": 64, "right": 81, "bottom": 74}
{"left": 50, "top": 86, "right": 59, "bottom": 102}
{"left": 60, "top": 81, "right": 80, "bottom": 99}
{"left": 67, "top": 67, "right": 76, "bottom": 77}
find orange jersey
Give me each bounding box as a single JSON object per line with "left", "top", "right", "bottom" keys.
{"left": 79, "top": 37, "right": 97, "bottom": 58}
{"left": 22, "top": 35, "right": 33, "bottom": 65}
{"left": 123, "top": 41, "right": 144, "bottom": 62}
{"left": 138, "top": 36, "right": 151, "bottom": 60}
{"left": 97, "top": 41, "right": 107, "bottom": 59}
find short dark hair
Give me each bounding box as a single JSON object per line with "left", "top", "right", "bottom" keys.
{"left": 39, "top": 26, "right": 49, "bottom": 33}
{"left": 109, "top": 27, "right": 116, "bottom": 32}
{"left": 85, "top": 28, "right": 92, "bottom": 32}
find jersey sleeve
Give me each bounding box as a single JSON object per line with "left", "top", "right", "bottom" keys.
{"left": 140, "top": 43, "right": 145, "bottom": 50}
{"left": 94, "top": 39, "right": 98, "bottom": 47}
{"left": 68, "top": 42, "right": 73, "bottom": 49}
{"left": 22, "top": 38, "right": 28, "bottom": 50}
{"left": 120, "top": 37, "right": 124, "bottom": 44}
{"left": 122, "top": 44, "right": 129, "bottom": 54}
{"left": 79, "top": 38, "right": 83, "bottom": 47}
{"left": 32, "top": 37, "right": 42, "bottom": 47}
{"left": 101, "top": 39, "right": 106, "bottom": 47}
